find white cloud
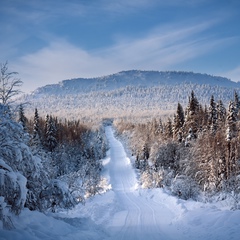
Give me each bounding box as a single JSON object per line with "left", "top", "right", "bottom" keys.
{"left": 14, "top": 21, "right": 230, "bottom": 93}
{"left": 13, "top": 40, "right": 118, "bottom": 93}
{"left": 223, "top": 66, "right": 240, "bottom": 82}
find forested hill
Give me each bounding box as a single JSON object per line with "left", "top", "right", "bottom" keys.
{"left": 32, "top": 70, "right": 239, "bottom": 94}
{"left": 19, "top": 70, "right": 240, "bottom": 120}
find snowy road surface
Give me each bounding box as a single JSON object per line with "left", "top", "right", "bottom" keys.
{"left": 2, "top": 126, "right": 240, "bottom": 240}
{"left": 100, "top": 126, "right": 240, "bottom": 240}
{"left": 104, "top": 126, "right": 174, "bottom": 239}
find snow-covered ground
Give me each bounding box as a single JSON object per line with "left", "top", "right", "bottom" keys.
{"left": 1, "top": 126, "right": 240, "bottom": 240}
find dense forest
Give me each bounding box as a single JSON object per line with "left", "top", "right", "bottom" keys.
{"left": 0, "top": 103, "right": 107, "bottom": 229}
{"left": 114, "top": 91, "right": 240, "bottom": 207}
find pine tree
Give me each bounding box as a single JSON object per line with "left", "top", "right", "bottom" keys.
{"left": 18, "top": 104, "right": 27, "bottom": 131}
{"left": 173, "top": 103, "right": 184, "bottom": 141}
{"left": 217, "top": 100, "right": 226, "bottom": 125}
{"left": 226, "top": 101, "right": 237, "bottom": 142}
{"left": 31, "top": 108, "right": 42, "bottom": 153}
{"left": 189, "top": 90, "right": 199, "bottom": 115}
{"left": 45, "top": 115, "right": 57, "bottom": 152}
{"left": 184, "top": 91, "right": 200, "bottom": 135}
{"left": 150, "top": 118, "right": 159, "bottom": 137}
{"left": 166, "top": 118, "right": 173, "bottom": 138}
{"left": 208, "top": 95, "right": 218, "bottom": 133}
{"left": 0, "top": 104, "right": 49, "bottom": 214}
{"left": 33, "top": 109, "right": 40, "bottom": 138}
{"left": 44, "top": 114, "right": 49, "bottom": 142}
{"left": 140, "top": 142, "right": 150, "bottom": 171}
{"left": 143, "top": 143, "right": 150, "bottom": 160}
{"left": 234, "top": 90, "right": 240, "bottom": 113}
{"left": 225, "top": 101, "right": 238, "bottom": 181}
{"left": 158, "top": 118, "right": 164, "bottom": 135}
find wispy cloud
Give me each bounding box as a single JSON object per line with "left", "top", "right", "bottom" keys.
{"left": 13, "top": 19, "right": 231, "bottom": 93}
{"left": 1, "top": 0, "right": 208, "bottom": 25}
{"left": 13, "top": 40, "right": 114, "bottom": 92}
{"left": 223, "top": 66, "right": 240, "bottom": 82}
{"left": 94, "top": 19, "right": 225, "bottom": 69}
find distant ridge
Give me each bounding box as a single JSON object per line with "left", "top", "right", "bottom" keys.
{"left": 19, "top": 70, "right": 240, "bottom": 121}
{"left": 32, "top": 70, "right": 239, "bottom": 95}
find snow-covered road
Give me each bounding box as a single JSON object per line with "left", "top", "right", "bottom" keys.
{"left": 102, "top": 126, "right": 240, "bottom": 240}
{"left": 105, "top": 126, "right": 174, "bottom": 240}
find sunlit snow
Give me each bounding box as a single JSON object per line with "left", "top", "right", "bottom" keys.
{"left": 2, "top": 126, "right": 240, "bottom": 239}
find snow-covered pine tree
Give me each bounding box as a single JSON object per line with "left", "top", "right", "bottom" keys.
{"left": 158, "top": 118, "right": 164, "bottom": 135}
{"left": 234, "top": 90, "right": 240, "bottom": 114}
{"left": 149, "top": 118, "right": 159, "bottom": 138}
{"left": 140, "top": 142, "right": 150, "bottom": 171}
{"left": 184, "top": 91, "right": 200, "bottom": 135}
{"left": 203, "top": 104, "right": 209, "bottom": 127}
{"left": 208, "top": 95, "right": 218, "bottom": 133}
{"left": 225, "top": 101, "right": 238, "bottom": 181}
{"left": 44, "top": 114, "right": 49, "bottom": 143}
{"left": 226, "top": 101, "right": 237, "bottom": 142}
{"left": 173, "top": 103, "right": 184, "bottom": 141}
{"left": 31, "top": 108, "right": 42, "bottom": 154}
{"left": 217, "top": 100, "right": 226, "bottom": 127}
{"left": 166, "top": 118, "right": 173, "bottom": 139}
{"left": 45, "top": 115, "right": 57, "bottom": 152}
{"left": 0, "top": 104, "right": 48, "bottom": 216}
{"left": 18, "top": 104, "right": 27, "bottom": 131}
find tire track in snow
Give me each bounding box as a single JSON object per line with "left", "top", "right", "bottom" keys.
{"left": 105, "top": 126, "right": 172, "bottom": 240}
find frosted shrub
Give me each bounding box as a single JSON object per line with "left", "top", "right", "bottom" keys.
{"left": 0, "top": 159, "right": 27, "bottom": 215}
{"left": 152, "top": 142, "right": 180, "bottom": 172}
{"left": 39, "top": 180, "right": 76, "bottom": 212}
{"left": 0, "top": 197, "right": 14, "bottom": 230}
{"left": 0, "top": 159, "right": 27, "bottom": 229}
{"left": 140, "top": 168, "right": 165, "bottom": 189}
{"left": 171, "top": 175, "right": 199, "bottom": 200}
{"left": 141, "top": 170, "right": 153, "bottom": 189}
{"left": 222, "top": 175, "right": 240, "bottom": 210}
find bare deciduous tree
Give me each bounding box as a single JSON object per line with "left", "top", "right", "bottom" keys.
{"left": 0, "top": 61, "right": 22, "bottom": 105}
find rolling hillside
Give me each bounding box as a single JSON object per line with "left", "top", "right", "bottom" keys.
{"left": 18, "top": 70, "right": 240, "bottom": 121}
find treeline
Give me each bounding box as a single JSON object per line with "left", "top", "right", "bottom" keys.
{"left": 0, "top": 105, "right": 107, "bottom": 229}
{"left": 20, "top": 83, "right": 240, "bottom": 122}
{"left": 115, "top": 91, "right": 240, "bottom": 207}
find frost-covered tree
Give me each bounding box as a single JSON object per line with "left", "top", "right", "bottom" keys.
{"left": 234, "top": 90, "right": 240, "bottom": 113}
{"left": 184, "top": 90, "right": 200, "bottom": 135}
{"left": 45, "top": 115, "right": 57, "bottom": 152}
{"left": 18, "top": 104, "right": 28, "bottom": 131}
{"left": 226, "top": 101, "right": 237, "bottom": 142}
{"left": 151, "top": 142, "right": 180, "bottom": 173}
{"left": 31, "top": 108, "right": 42, "bottom": 154}
{"left": 166, "top": 118, "right": 173, "bottom": 138}
{"left": 225, "top": 101, "right": 239, "bottom": 182}
{"left": 171, "top": 175, "right": 199, "bottom": 200}
{"left": 0, "top": 62, "right": 22, "bottom": 105}
{"left": 217, "top": 100, "right": 226, "bottom": 125}
{"left": 208, "top": 95, "right": 218, "bottom": 133}
{"left": 114, "top": 91, "right": 240, "bottom": 204}
{"left": 173, "top": 103, "right": 184, "bottom": 141}
{"left": 0, "top": 159, "right": 27, "bottom": 217}
{"left": 39, "top": 180, "right": 76, "bottom": 212}
{"left": 0, "top": 104, "right": 46, "bottom": 218}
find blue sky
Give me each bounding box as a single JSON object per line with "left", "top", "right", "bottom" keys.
{"left": 1, "top": 0, "right": 240, "bottom": 93}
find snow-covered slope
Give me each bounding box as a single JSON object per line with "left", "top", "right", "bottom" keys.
{"left": 3, "top": 126, "right": 240, "bottom": 239}
{"left": 18, "top": 70, "right": 240, "bottom": 120}
{"left": 32, "top": 70, "right": 240, "bottom": 95}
